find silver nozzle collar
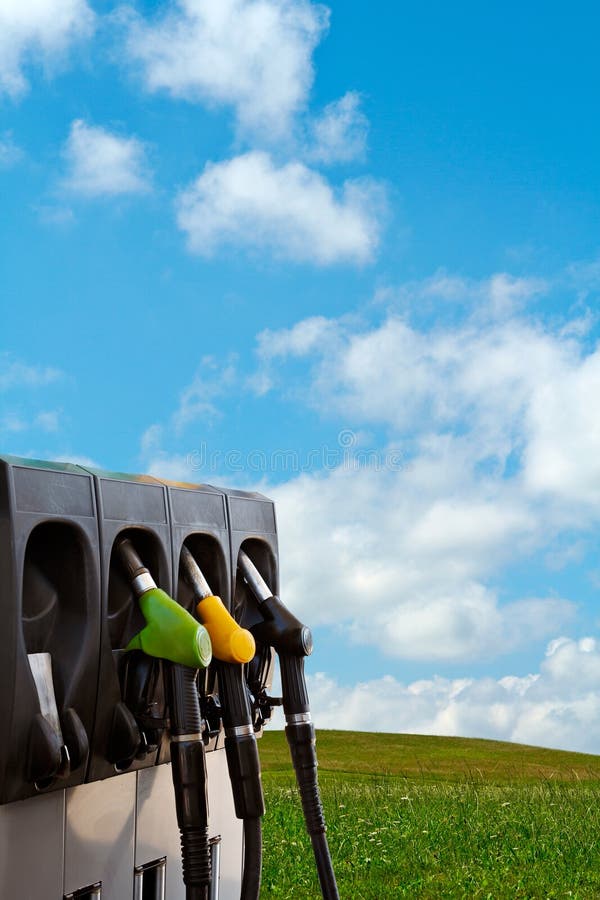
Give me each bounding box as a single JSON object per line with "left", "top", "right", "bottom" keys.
{"left": 286, "top": 712, "right": 312, "bottom": 726}
{"left": 132, "top": 571, "right": 156, "bottom": 596}
{"left": 225, "top": 724, "right": 255, "bottom": 739}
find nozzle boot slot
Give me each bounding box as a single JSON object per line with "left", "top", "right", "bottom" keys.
{"left": 177, "top": 534, "right": 228, "bottom": 616}
{"left": 209, "top": 836, "right": 222, "bottom": 900}
{"left": 233, "top": 540, "right": 279, "bottom": 726}
{"left": 5, "top": 515, "right": 98, "bottom": 800}
{"left": 133, "top": 857, "right": 166, "bottom": 900}
{"left": 64, "top": 883, "right": 102, "bottom": 899}
{"left": 102, "top": 530, "right": 169, "bottom": 771}
{"left": 176, "top": 534, "right": 229, "bottom": 750}
{"left": 107, "top": 530, "right": 164, "bottom": 651}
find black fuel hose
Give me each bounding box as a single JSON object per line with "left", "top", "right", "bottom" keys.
{"left": 280, "top": 655, "right": 340, "bottom": 900}
{"left": 242, "top": 816, "right": 263, "bottom": 900}
{"left": 165, "top": 663, "right": 211, "bottom": 900}
{"left": 217, "top": 660, "right": 264, "bottom": 900}
{"left": 236, "top": 549, "right": 339, "bottom": 900}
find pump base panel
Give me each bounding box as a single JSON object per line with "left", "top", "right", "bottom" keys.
{"left": 0, "top": 748, "right": 242, "bottom": 899}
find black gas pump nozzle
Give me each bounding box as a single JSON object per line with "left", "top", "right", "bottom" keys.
{"left": 116, "top": 538, "right": 213, "bottom": 900}
{"left": 237, "top": 550, "right": 340, "bottom": 900}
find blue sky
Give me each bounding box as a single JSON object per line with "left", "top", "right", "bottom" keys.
{"left": 3, "top": 0, "right": 600, "bottom": 751}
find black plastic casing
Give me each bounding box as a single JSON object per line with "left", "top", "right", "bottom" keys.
{"left": 0, "top": 456, "right": 101, "bottom": 802}
{"left": 81, "top": 469, "right": 172, "bottom": 782}
{"left": 0, "top": 458, "right": 281, "bottom": 806}
{"left": 223, "top": 489, "right": 279, "bottom": 717}
{"left": 162, "top": 480, "right": 232, "bottom": 756}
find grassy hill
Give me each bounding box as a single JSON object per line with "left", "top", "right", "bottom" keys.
{"left": 259, "top": 728, "right": 600, "bottom": 784}
{"left": 260, "top": 730, "right": 600, "bottom": 899}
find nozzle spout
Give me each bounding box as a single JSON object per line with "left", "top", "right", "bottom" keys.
{"left": 180, "top": 545, "right": 213, "bottom": 599}
{"left": 238, "top": 550, "right": 272, "bottom": 603}
{"left": 116, "top": 537, "right": 157, "bottom": 596}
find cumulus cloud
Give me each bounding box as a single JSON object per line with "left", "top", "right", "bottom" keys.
{"left": 124, "top": 0, "right": 328, "bottom": 137}
{"left": 524, "top": 351, "right": 600, "bottom": 505}
{"left": 138, "top": 270, "right": 600, "bottom": 664}
{"left": 306, "top": 637, "right": 600, "bottom": 753}
{"left": 257, "top": 289, "right": 599, "bottom": 502}
{"left": 62, "top": 120, "right": 152, "bottom": 197}
{"left": 176, "top": 151, "right": 384, "bottom": 264}
{"left": 272, "top": 463, "right": 575, "bottom": 661}
{"left": 0, "top": 0, "right": 94, "bottom": 98}
{"left": 248, "top": 278, "right": 600, "bottom": 660}
{"left": 308, "top": 91, "right": 368, "bottom": 164}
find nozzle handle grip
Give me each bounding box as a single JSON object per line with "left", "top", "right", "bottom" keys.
{"left": 217, "top": 662, "right": 265, "bottom": 820}
{"left": 224, "top": 733, "right": 265, "bottom": 820}
{"left": 197, "top": 595, "right": 256, "bottom": 665}
{"left": 249, "top": 596, "right": 313, "bottom": 658}
{"left": 217, "top": 661, "right": 253, "bottom": 729}
{"left": 280, "top": 655, "right": 310, "bottom": 716}
{"left": 127, "top": 588, "right": 213, "bottom": 669}
{"left": 165, "top": 662, "right": 202, "bottom": 735}
{"left": 284, "top": 720, "right": 326, "bottom": 836}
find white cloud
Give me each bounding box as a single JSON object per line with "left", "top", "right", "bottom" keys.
{"left": 305, "top": 636, "right": 600, "bottom": 754}
{"left": 1, "top": 409, "right": 61, "bottom": 435}
{"left": 176, "top": 151, "right": 384, "bottom": 264}
{"left": 256, "top": 289, "right": 597, "bottom": 494}
{"left": 36, "top": 204, "right": 76, "bottom": 226}
{"left": 0, "top": 0, "right": 94, "bottom": 98}
{"left": 0, "top": 133, "right": 23, "bottom": 168}
{"left": 34, "top": 410, "right": 61, "bottom": 432}
{"left": 145, "top": 452, "right": 195, "bottom": 482}
{"left": 308, "top": 91, "right": 368, "bottom": 164}
{"left": 124, "top": 0, "right": 328, "bottom": 137}
{"left": 1, "top": 414, "right": 27, "bottom": 433}
{"left": 386, "top": 271, "right": 547, "bottom": 319}
{"left": 250, "top": 279, "right": 600, "bottom": 660}
{"left": 0, "top": 355, "right": 63, "bottom": 390}
{"left": 137, "top": 270, "right": 600, "bottom": 664}
{"left": 172, "top": 355, "right": 237, "bottom": 433}
{"left": 139, "top": 357, "right": 239, "bottom": 478}
{"left": 523, "top": 351, "right": 600, "bottom": 505}
{"left": 62, "top": 120, "right": 152, "bottom": 197}
{"left": 272, "top": 464, "right": 575, "bottom": 661}
{"left": 54, "top": 453, "right": 101, "bottom": 468}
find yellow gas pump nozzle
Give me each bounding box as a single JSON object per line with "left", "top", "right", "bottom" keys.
{"left": 180, "top": 545, "right": 255, "bottom": 665}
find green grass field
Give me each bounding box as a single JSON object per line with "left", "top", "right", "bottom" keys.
{"left": 259, "top": 730, "right": 600, "bottom": 899}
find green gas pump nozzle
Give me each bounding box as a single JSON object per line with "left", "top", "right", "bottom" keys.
{"left": 116, "top": 538, "right": 212, "bottom": 669}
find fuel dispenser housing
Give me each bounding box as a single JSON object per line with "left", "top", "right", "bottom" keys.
{"left": 0, "top": 456, "right": 277, "bottom": 900}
